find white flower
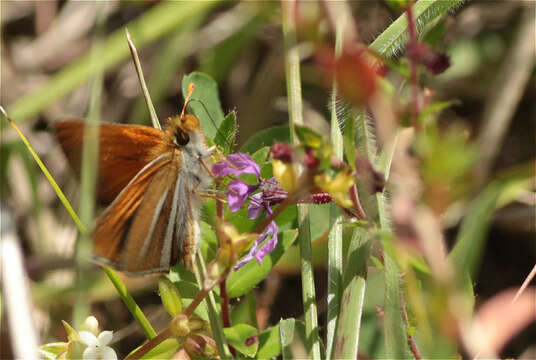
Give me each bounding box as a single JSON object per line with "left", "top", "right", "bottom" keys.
{"left": 79, "top": 330, "right": 117, "bottom": 360}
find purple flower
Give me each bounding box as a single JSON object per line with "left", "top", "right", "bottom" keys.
{"left": 235, "top": 214, "right": 279, "bottom": 269}
{"left": 227, "top": 179, "right": 258, "bottom": 212}
{"left": 212, "top": 153, "right": 282, "bottom": 269}
{"left": 212, "top": 153, "right": 260, "bottom": 178}
{"left": 247, "top": 193, "right": 264, "bottom": 220}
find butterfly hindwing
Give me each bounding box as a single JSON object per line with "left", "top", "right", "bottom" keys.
{"left": 92, "top": 153, "right": 172, "bottom": 269}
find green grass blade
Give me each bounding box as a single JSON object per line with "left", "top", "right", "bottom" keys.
{"left": 326, "top": 19, "right": 345, "bottom": 360}
{"left": 125, "top": 28, "right": 160, "bottom": 130}
{"left": 334, "top": 229, "right": 369, "bottom": 359}
{"left": 282, "top": 1, "right": 321, "bottom": 358}
{"left": 128, "top": 18, "right": 204, "bottom": 126}
{"left": 102, "top": 266, "right": 157, "bottom": 339}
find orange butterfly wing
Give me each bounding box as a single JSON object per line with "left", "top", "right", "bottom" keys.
{"left": 54, "top": 120, "right": 164, "bottom": 205}
{"left": 93, "top": 153, "right": 173, "bottom": 269}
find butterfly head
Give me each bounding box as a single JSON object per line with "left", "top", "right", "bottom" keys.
{"left": 164, "top": 114, "right": 203, "bottom": 148}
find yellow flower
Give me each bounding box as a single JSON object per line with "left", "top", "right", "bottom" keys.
{"left": 314, "top": 171, "right": 354, "bottom": 208}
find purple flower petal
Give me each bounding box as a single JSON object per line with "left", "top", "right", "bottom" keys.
{"left": 227, "top": 179, "right": 257, "bottom": 212}
{"left": 255, "top": 221, "right": 278, "bottom": 264}
{"left": 212, "top": 153, "right": 261, "bottom": 178}
{"left": 234, "top": 220, "right": 279, "bottom": 270}
{"left": 247, "top": 193, "right": 264, "bottom": 220}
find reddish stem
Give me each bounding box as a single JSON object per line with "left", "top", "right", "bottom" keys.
{"left": 126, "top": 328, "right": 173, "bottom": 360}
{"left": 219, "top": 280, "right": 236, "bottom": 357}
{"left": 400, "top": 293, "right": 422, "bottom": 360}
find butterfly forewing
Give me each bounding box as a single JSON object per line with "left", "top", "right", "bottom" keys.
{"left": 54, "top": 120, "right": 163, "bottom": 205}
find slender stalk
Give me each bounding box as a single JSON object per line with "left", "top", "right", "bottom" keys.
{"left": 401, "top": 288, "right": 423, "bottom": 359}
{"left": 282, "top": 1, "right": 321, "bottom": 358}
{"left": 125, "top": 28, "right": 161, "bottom": 130}
{"left": 326, "top": 18, "right": 344, "bottom": 360}
{"left": 102, "top": 267, "right": 156, "bottom": 339}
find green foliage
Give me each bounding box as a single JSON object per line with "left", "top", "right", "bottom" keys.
{"left": 240, "top": 126, "right": 291, "bottom": 154}
{"left": 9, "top": 1, "right": 528, "bottom": 359}
{"left": 223, "top": 324, "right": 258, "bottom": 357}
{"left": 158, "top": 277, "right": 183, "bottom": 317}
{"left": 182, "top": 71, "right": 225, "bottom": 140}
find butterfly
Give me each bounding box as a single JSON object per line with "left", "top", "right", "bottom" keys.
{"left": 55, "top": 89, "right": 212, "bottom": 275}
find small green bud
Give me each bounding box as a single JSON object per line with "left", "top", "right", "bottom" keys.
{"left": 170, "top": 314, "right": 190, "bottom": 338}
{"left": 158, "top": 276, "right": 183, "bottom": 317}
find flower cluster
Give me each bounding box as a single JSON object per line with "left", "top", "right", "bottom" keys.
{"left": 40, "top": 316, "right": 117, "bottom": 360}
{"left": 212, "top": 138, "right": 366, "bottom": 268}
{"left": 212, "top": 153, "right": 281, "bottom": 269}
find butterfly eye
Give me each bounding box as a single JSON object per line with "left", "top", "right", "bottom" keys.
{"left": 175, "top": 130, "right": 190, "bottom": 146}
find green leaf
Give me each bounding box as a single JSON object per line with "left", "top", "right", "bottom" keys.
{"left": 257, "top": 325, "right": 282, "bottom": 359}
{"left": 227, "top": 230, "right": 298, "bottom": 298}
{"left": 223, "top": 324, "right": 259, "bottom": 358}
{"left": 168, "top": 264, "right": 202, "bottom": 299}
{"left": 240, "top": 126, "right": 290, "bottom": 154}
{"left": 448, "top": 181, "right": 502, "bottom": 279}
{"left": 294, "top": 125, "right": 323, "bottom": 148}
{"left": 333, "top": 228, "right": 369, "bottom": 359}
{"left": 215, "top": 111, "right": 237, "bottom": 154}
{"left": 334, "top": 276, "right": 366, "bottom": 359}
{"left": 182, "top": 71, "right": 225, "bottom": 140}
{"left": 140, "top": 339, "right": 180, "bottom": 360}
{"left": 158, "top": 276, "right": 182, "bottom": 317}
{"left": 250, "top": 147, "right": 270, "bottom": 166}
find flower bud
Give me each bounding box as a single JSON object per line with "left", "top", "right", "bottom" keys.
{"left": 184, "top": 334, "right": 218, "bottom": 359}
{"left": 314, "top": 171, "right": 355, "bottom": 208}
{"left": 80, "top": 316, "right": 99, "bottom": 336}
{"left": 304, "top": 147, "right": 319, "bottom": 170}
{"left": 171, "top": 314, "right": 190, "bottom": 338}
{"left": 188, "top": 316, "right": 209, "bottom": 333}
{"left": 272, "top": 160, "right": 298, "bottom": 194}
{"left": 271, "top": 142, "right": 294, "bottom": 163}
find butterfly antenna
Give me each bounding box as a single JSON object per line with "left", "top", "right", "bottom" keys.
{"left": 180, "top": 82, "right": 195, "bottom": 119}
{"left": 189, "top": 98, "right": 234, "bottom": 150}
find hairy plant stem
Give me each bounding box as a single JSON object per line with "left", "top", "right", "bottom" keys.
{"left": 406, "top": 5, "right": 421, "bottom": 129}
